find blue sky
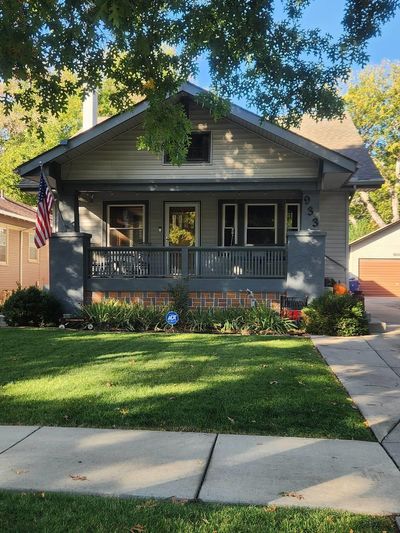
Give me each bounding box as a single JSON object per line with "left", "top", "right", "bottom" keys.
{"left": 193, "top": 1, "right": 400, "bottom": 101}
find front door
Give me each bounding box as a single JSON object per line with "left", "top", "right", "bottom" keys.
{"left": 165, "top": 203, "right": 200, "bottom": 275}
{"left": 165, "top": 203, "right": 199, "bottom": 247}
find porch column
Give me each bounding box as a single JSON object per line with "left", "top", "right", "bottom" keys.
{"left": 286, "top": 231, "right": 326, "bottom": 300}
{"left": 301, "top": 191, "right": 320, "bottom": 231}
{"left": 57, "top": 192, "right": 80, "bottom": 232}
{"left": 49, "top": 232, "right": 91, "bottom": 314}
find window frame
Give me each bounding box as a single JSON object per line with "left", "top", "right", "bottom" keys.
{"left": 28, "top": 231, "right": 39, "bottom": 263}
{"left": 244, "top": 203, "right": 277, "bottom": 246}
{"left": 163, "top": 131, "right": 212, "bottom": 165}
{"left": 285, "top": 203, "right": 301, "bottom": 236}
{"left": 0, "top": 225, "right": 8, "bottom": 265}
{"left": 221, "top": 203, "right": 238, "bottom": 246}
{"left": 106, "top": 203, "right": 146, "bottom": 247}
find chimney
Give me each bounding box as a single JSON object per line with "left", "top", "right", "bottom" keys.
{"left": 82, "top": 91, "right": 98, "bottom": 131}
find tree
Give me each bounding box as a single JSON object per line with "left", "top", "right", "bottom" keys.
{"left": 0, "top": 0, "right": 399, "bottom": 164}
{"left": 0, "top": 75, "right": 139, "bottom": 202}
{"left": 345, "top": 61, "right": 400, "bottom": 240}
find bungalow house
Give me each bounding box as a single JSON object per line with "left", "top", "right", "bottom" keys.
{"left": 16, "top": 83, "right": 382, "bottom": 313}
{"left": 0, "top": 194, "right": 49, "bottom": 302}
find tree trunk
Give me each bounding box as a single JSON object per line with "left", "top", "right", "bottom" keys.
{"left": 358, "top": 191, "right": 386, "bottom": 227}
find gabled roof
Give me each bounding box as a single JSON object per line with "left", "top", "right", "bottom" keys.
{"left": 293, "top": 114, "right": 382, "bottom": 186}
{"left": 349, "top": 219, "right": 400, "bottom": 247}
{"left": 0, "top": 195, "right": 36, "bottom": 223}
{"left": 17, "top": 81, "right": 363, "bottom": 181}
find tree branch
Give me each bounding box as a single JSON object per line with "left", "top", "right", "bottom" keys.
{"left": 358, "top": 191, "right": 386, "bottom": 227}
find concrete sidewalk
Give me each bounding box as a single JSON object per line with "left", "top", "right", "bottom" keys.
{"left": 1, "top": 425, "right": 400, "bottom": 515}
{"left": 312, "top": 330, "right": 400, "bottom": 470}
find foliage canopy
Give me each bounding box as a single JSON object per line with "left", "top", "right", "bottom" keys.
{"left": 1, "top": 0, "right": 399, "bottom": 163}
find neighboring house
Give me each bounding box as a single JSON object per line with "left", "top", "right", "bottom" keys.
{"left": 349, "top": 221, "right": 400, "bottom": 297}
{"left": 0, "top": 194, "right": 49, "bottom": 302}
{"left": 16, "top": 83, "right": 382, "bottom": 313}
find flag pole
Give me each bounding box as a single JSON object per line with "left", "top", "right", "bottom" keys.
{"left": 39, "top": 161, "right": 55, "bottom": 201}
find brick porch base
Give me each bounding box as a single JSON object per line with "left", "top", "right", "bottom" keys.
{"left": 86, "top": 290, "right": 283, "bottom": 309}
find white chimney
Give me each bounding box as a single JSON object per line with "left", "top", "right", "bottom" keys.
{"left": 82, "top": 91, "right": 98, "bottom": 131}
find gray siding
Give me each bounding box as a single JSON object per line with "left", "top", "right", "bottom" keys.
{"left": 79, "top": 191, "right": 302, "bottom": 247}
{"left": 319, "top": 192, "right": 348, "bottom": 283}
{"left": 63, "top": 107, "right": 318, "bottom": 182}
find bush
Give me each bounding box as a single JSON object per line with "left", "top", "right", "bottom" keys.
{"left": 302, "top": 293, "right": 369, "bottom": 336}
{"left": 81, "top": 300, "right": 296, "bottom": 335}
{"left": 3, "top": 286, "right": 63, "bottom": 326}
{"left": 168, "top": 282, "right": 190, "bottom": 324}
{"left": 82, "top": 300, "right": 166, "bottom": 331}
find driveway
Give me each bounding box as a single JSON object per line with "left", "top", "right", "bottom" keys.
{"left": 365, "top": 297, "right": 400, "bottom": 325}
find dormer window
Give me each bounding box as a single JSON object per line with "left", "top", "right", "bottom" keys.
{"left": 164, "top": 132, "right": 211, "bottom": 164}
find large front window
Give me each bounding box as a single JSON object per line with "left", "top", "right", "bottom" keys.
{"left": 245, "top": 204, "right": 277, "bottom": 245}
{"left": 107, "top": 205, "right": 145, "bottom": 246}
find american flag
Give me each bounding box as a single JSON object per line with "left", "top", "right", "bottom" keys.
{"left": 34, "top": 171, "right": 54, "bottom": 248}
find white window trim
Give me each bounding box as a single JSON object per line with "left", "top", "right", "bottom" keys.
{"left": 164, "top": 202, "right": 200, "bottom": 247}
{"left": 0, "top": 225, "right": 8, "bottom": 265}
{"left": 285, "top": 203, "right": 301, "bottom": 235}
{"left": 162, "top": 131, "right": 213, "bottom": 166}
{"left": 244, "top": 203, "right": 277, "bottom": 246}
{"left": 221, "top": 203, "right": 238, "bottom": 246}
{"left": 28, "top": 231, "right": 39, "bottom": 263}
{"left": 107, "top": 204, "right": 146, "bottom": 247}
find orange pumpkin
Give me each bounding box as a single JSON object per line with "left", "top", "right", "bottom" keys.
{"left": 333, "top": 283, "right": 348, "bottom": 295}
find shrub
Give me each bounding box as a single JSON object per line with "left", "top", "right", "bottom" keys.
{"left": 3, "top": 286, "right": 63, "bottom": 326}
{"left": 168, "top": 282, "right": 190, "bottom": 324}
{"left": 247, "top": 304, "right": 296, "bottom": 334}
{"left": 82, "top": 300, "right": 166, "bottom": 331}
{"left": 81, "top": 300, "right": 296, "bottom": 335}
{"left": 302, "top": 293, "right": 369, "bottom": 336}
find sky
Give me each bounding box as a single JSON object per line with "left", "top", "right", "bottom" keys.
{"left": 193, "top": 1, "right": 400, "bottom": 105}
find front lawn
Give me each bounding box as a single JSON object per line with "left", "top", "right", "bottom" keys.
{"left": 0, "top": 329, "right": 372, "bottom": 440}
{"left": 0, "top": 492, "right": 394, "bottom": 533}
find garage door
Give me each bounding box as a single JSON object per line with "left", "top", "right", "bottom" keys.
{"left": 359, "top": 259, "right": 400, "bottom": 296}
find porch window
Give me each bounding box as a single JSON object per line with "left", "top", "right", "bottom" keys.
{"left": 245, "top": 204, "right": 277, "bottom": 245}
{"left": 0, "top": 226, "right": 7, "bottom": 263}
{"left": 28, "top": 232, "right": 39, "bottom": 262}
{"left": 222, "top": 204, "right": 238, "bottom": 246}
{"left": 164, "top": 132, "right": 211, "bottom": 163}
{"left": 286, "top": 203, "right": 300, "bottom": 234}
{"left": 107, "top": 205, "right": 145, "bottom": 246}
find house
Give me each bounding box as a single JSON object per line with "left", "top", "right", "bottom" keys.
{"left": 349, "top": 221, "right": 400, "bottom": 296}
{"left": 16, "top": 83, "right": 382, "bottom": 313}
{"left": 0, "top": 194, "right": 49, "bottom": 302}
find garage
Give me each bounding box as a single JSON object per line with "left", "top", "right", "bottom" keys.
{"left": 359, "top": 259, "right": 400, "bottom": 297}
{"left": 349, "top": 220, "right": 400, "bottom": 297}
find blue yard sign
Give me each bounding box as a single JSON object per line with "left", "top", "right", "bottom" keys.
{"left": 165, "top": 311, "right": 179, "bottom": 326}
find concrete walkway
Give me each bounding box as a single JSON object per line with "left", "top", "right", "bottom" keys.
{"left": 365, "top": 297, "right": 400, "bottom": 326}
{"left": 1, "top": 425, "right": 400, "bottom": 515}
{"left": 312, "top": 329, "right": 400, "bottom": 469}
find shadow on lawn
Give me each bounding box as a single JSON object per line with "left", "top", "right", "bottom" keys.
{"left": 0, "top": 329, "right": 373, "bottom": 441}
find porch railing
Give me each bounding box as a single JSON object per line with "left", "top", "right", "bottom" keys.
{"left": 89, "top": 246, "right": 287, "bottom": 279}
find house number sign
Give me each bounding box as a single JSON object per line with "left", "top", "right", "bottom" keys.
{"left": 303, "top": 195, "right": 319, "bottom": 228}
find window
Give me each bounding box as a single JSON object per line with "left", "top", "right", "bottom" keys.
{"left": 0, "top": 226, "right": 7, "bottom": 263}
{"left": 245, "top": 204, "right": 277, "bottom": 245}
{"left": 222, "top": 204, "right": 238, "bottom": 246}
{"left": 28, "top": 232, "right": 39, "bottom": 262}
{"left": 164, "top": 132, "right": 211, "bottom": 163}
{"left": 107, "top": 205, "right": 145, "bottom": 246}
{"left": 286, "top": 203, "right": 300, "bottom": 234}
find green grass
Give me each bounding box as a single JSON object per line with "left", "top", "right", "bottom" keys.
{"left": 0, "top": 491, "right": 395, "bottom": 533}
{"left": 0, "top": 329, "right": 373, "bottom": 440}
